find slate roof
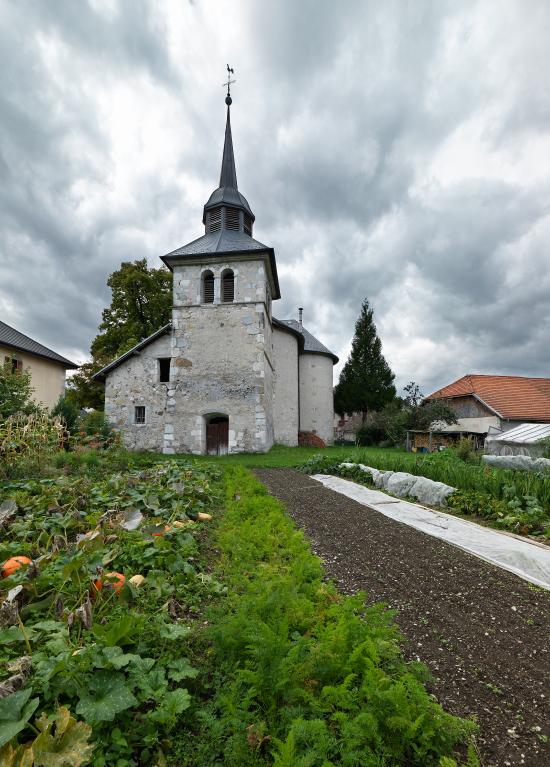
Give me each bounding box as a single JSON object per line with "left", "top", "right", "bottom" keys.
{"left": 0, "top": 320, "right": 77, "bottom": 369}
{"left": 161, "top": 230, "right": 280, "bottom": 299}
{"left": 275, "top": 319, "right": 339, "bottom": 364}
{"left": 162, "top": 230, "right": 269, "bottom": 258}
{"left": 202, "top": 104, "right": 254, "bottom": 221}
{"left": 427, "top": 374, "right": 550, "bottom": 423}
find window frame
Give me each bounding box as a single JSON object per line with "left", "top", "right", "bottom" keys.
{"left": 134, "top": 405, "right": 146, "bottom": 425}
{"left": 221, "top": 269, "right": 235, "bottom": 303}
{"left": 202, "top": 270, "right": 215, "bottom": 304}
{"left": 158, "top": 358, "right": 171, "bottom": 383}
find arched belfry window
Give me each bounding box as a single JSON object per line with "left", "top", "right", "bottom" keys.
{"left": 221, "top": 269, "right": 235, "bottom": 303}
{"left": 202, "top": 270, "right": 214, "bottom": 303}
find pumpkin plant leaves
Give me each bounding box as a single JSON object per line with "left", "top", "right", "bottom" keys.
{"left": 0, "top": 741, "right": 34, "bottom": 767}
{"left": 75, "top": 672, "right": 137, "bottom": 723}
{"left": 33, "top": 706, "right": 93, "bottom": 767}
{"left": 0, "top": 688, "right": 40, "bottom": 747}
{"left": 167, "top": 658, "right": 198, "bottom": 682}
{"left": 147, "top": 688, "right": 191, "bottom": 727}
{"left": 158, "top": 623, "right": 190, "bottom": 641}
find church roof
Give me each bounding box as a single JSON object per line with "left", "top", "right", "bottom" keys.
{"left": 0, "top": 319, "right": 77, "bottom": 368}
{"left": 274, "top": 318, "right": 339, "bottom": 364}
{"left": 161, "top": 230, "right": 281, "bottom": 299}
{"left": 163, "top": 229, "right": 269, "bottom": 258}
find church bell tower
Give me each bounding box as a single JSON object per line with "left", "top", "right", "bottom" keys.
{"left": 160, "top": 73, "right": 281, "bottom": 455}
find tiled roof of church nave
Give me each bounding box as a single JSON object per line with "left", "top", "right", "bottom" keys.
{"left": 427, "top": 374, "right": 550, "bottom": 422}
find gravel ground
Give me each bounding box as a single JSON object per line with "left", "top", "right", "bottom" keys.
{"left": 255, "top": 469, "right": 550, "bottom": 767}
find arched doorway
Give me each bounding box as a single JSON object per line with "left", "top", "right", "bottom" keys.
{"left": 205, "top": 415, "right": 229, "bottom": 455}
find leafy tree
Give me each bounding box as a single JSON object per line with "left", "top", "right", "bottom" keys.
{"left": 65, "top": 361, "right": 107, "bottom": 410}
{"left": 68, "top": 259, "right": 172, "bottom": 408}
{"left": 363, "top": 382, "right": 458, "bottom": 446}
{"left": 334, "top": 300, "right": 395, "bottom": 421}
{"left": 0, "top": 362, "right": 38, "bottom": 420}
{"left": 91, "top": 259, "right": 172, "bottom": 361}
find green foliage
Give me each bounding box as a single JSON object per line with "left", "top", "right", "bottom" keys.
{"left": 302, "top": 448, "right": 550, "bottom": 511}
{"left": 172, "top": 468, "right": 476, "bottom": 766}
{"left": 65, "top": 361, "right": 105, "bottom": 411}
{"left": 301, "top": 452, "right": 550, "bottom": 536}
{"left": 51, "top": 396, "right": 80, "bottom": 436}
{"left": 0, "top": 413, "right": 66, "bottom": 480}
{"left": 447, "top": 488, "right": 550, "bottom": 537}
{"left": 0, "top": 363, "right": 37, "bottom": 421}
{"left": 66, "top": 259, "right": 172, "bottom": 409}
{"left": 0, "top": 459, "right": 222, "bottom": 765}
{"left": 454, "top": 437, "right": 478, "bottom": 464}
{"left": 73, "top": 411, "right": 118, "bottom": 450}
{"left": 91, "top": 259, "right": 172, "bottom": 363}
{"left": 539, "top": 437, "right": 550, "bottom": 459}
{"left": 334, "top": 299, "right": 395, "bottom": 418}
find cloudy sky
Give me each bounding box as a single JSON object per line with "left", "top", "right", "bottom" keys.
{"left": 1, "top": 0, "right": 549, "bottom": 395}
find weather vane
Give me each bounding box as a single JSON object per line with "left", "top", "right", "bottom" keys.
{"left": 223, "top": 64, "right": 235, "bottom": 104}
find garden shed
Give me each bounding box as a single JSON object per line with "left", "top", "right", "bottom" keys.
{"left": 485, "top": 422, "right": 550, "bottom": 457}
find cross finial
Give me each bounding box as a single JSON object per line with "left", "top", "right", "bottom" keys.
{"left": 223, "top": 64, "right": 236, "bottom": 105}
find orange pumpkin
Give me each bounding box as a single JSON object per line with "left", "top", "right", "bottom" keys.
{"left": 2, "top": 556, "right": 32, "bottom": 578}
{"left": 93, "top": 571, "right": 126, "bottom": 595}
{"left": 152, "top": 524, "right": 172, "bottom": 537}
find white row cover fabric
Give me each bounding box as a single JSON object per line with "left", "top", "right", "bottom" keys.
{"left": 312, "top": 474, "right": 550, "bottom": 591}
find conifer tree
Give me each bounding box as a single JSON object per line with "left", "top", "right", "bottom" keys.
{"left": 334, "top": 299, "right": 395, "bottom": 421}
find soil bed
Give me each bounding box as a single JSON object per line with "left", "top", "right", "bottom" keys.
{"left": 256, "top": 468, "right": 550, "bottom": 767}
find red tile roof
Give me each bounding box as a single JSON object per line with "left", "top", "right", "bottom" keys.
{"left": 426, "top": 375, "right": 550, "bottom": 422}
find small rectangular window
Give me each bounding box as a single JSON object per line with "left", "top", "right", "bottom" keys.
{"left": 4, "top": 356, "right": 22, "bottom": 374}
{"left": 134, "top": 406, "right": 146, "bottom": 424}
{"left": 159, "top": 358, "right": 171, "bottom": 383}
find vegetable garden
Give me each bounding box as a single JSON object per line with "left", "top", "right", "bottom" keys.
{"left": 0, "top": 449, "right": 479, "bottom": 766}
{"left": 300, "top": 449, "right": 550, "bottom": 538}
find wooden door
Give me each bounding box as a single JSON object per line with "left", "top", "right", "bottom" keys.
{"left": 206, "top": 417, "right": 229, "bottom": 455}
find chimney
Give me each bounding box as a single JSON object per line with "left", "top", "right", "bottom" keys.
{"left": 298, "top": 307, "right": 303, "bottom": 332}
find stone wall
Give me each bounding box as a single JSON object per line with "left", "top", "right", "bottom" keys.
{"left": 272, "top": 327, "right": 299, "bottom": 445}
{"left": 168, "top": 258, "right": 274, "bottom": 454}
{"left": 299, "top": 353, "right": 334, "bottom": 445}
{"left": 104, "top": 333, "right": 172, "bottom": 451}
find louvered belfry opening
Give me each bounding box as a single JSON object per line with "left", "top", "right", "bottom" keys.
{"left": 225, "top": 207, "right": 240, "bottom": 230}
{"left": 202, "top": 270, "right": 215, "bottom": 303}
{"left": 208, "top": 209, "right": 222, "bottom": 233}
{"left": 221, "top": 269, "right": 235, "bottom": 302}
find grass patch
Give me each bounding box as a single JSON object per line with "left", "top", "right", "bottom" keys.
{"left": 171, "top": 467, "right": 477, "bottom": 767}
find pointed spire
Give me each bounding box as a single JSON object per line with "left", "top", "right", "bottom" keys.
{"left": 219, "top": 103, "right": 238, "bottom": 189}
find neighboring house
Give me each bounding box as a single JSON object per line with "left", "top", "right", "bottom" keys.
{"left": 94, "top": 91, "right": 338, "bottom": 455}
{"left": 0, "top": 320, "right": 78, "bottom": 409}
{"left": 409, "top": 374, "right": 550, "bottom": 452}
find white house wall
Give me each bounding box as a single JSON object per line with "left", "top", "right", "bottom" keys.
{"left": 299, "top": 354, "right": 334, "bottom": 444}
{"left": 272, "top": 328, "right": 299, "bottom": 445}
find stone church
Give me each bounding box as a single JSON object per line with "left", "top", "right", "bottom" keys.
{"left": 95, "top": 91, "right": 337, "bottom": 455}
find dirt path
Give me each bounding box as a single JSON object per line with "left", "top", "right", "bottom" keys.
{"left": 255, "top": 469, "right": 550, "bottom": 767}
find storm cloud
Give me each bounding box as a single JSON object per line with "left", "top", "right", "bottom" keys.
{"left": 1, "top": 0, "right": 549, "bottom": 394}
